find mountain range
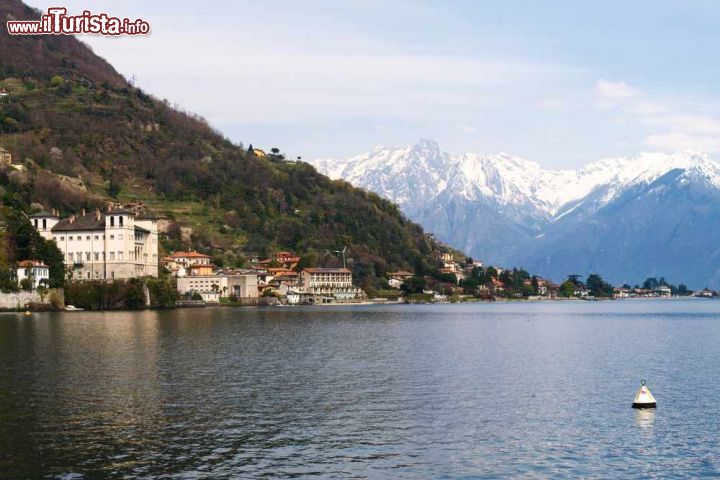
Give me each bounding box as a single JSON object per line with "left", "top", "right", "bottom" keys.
{"left": 311, "top": 140, "right": 720, "bottom": 288}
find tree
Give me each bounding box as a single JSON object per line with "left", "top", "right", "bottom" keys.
{"left": 560, "top": 281, "right": 575, "bottom": 297}
{"left": 107, "top": 176, "right": 121, "bottom": 198}
{"left": 37, "top": 284, "right": 48, "bottom": 302}
{"left": 586, "top": 273, "right": 613, "bottom": 297}
{"left": 566, "top": 274, "right": 582, "bottom": 285}
{"left": 642, "top": 277, "right": 659, "bottom": 290}
{"left": 401, "top": 276, "right": 426, "bottom": 294}
{"left": 19, "top": 278, "right": 33, "bottom": 291}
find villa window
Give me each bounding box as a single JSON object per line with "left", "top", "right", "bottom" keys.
{"left": 119, "top": 216, "right": 123, "bottom": 226}
{"left": 110, "top": 216, "right": 115, "bottom": 227}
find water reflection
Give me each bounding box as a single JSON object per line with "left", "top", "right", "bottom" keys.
{"left": 3, "top": 302, "right": 720, "bottom": 477}
{"left": 634, "top": 408, "right": 655, "bottom": 430}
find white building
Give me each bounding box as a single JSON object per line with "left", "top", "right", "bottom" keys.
{"left": 176, "top": 272, "right": 259, "bottom": 302}
{"left": 16, "top": 260, "right": 50, "bottom": 290}
{"left": 30, "top": 208, "right": 159, "bottom": 281}
{"left": 299, "top": 268, "right": 365, "bottom": 302}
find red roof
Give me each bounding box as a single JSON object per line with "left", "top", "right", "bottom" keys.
{"left": 170, "top": 251, "right": 210, "bottom": 259}
{"left": 18, "top": 259, "right": 49, "bottom": 268}
{"left": 390, "top": 271, "right": 414, "bottom": 277}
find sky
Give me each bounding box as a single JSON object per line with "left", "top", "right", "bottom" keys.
{"left": 28, "top": 0, "right": 720, "bottom": 168}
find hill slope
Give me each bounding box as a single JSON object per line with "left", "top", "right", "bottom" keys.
{"left": 0, "top": 0, "right": 458, "bottom": 289}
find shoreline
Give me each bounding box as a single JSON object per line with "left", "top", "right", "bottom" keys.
{"left": 3, "top": 294, "right": 708, "bottom": 313}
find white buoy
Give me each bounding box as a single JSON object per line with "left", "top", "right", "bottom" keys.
{"left": 632, "top": 379, "right": 656, "bottom": 409}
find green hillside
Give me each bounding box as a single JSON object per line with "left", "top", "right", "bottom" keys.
{"left": 0, "top": 0, "right": 462, "bottom": 289}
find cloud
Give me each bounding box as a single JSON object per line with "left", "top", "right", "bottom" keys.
{"left": 596, "top": 79, "right": 638, "bottom": 102}
{"left": 596, "top": 79, "right": 720, "bottom": 153}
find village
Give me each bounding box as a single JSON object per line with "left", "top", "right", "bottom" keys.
{"left": 1, "top": 191, "right": 714, "bottom": 308}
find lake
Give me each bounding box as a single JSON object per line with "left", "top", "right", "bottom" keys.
{"left": 2, "top": 300, "right": 720, "bottom": 478}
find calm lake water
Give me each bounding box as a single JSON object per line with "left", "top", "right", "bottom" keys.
{"left": 2, "top": 300, "right": 720, "bottom": 478}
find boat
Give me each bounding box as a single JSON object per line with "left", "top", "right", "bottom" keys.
{"left": 64, "top": 305, "right": 85, "bottom": 311}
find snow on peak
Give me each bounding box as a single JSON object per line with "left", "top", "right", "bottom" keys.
{"left": 309, "top": 141, "right": 720, "bottom": 217}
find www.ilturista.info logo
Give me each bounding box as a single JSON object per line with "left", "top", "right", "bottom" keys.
{"left": 6, "top": 7, "right": 150, "bottom": 36}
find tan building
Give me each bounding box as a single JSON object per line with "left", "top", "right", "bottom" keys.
{"left": 30, "top": 207, "right": 159, "bottom": 280}
{"left": 177, "top": 272, "right": 258, "bottom": 302}
{"left": 168, "top": 251, "right": 211, "bottom": 267}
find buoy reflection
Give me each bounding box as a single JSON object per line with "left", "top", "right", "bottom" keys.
{"left": 634, "top": 408, "right": 655, "bottom": 429}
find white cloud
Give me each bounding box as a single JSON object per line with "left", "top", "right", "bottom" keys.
{"left": 596, "top": 79, "right": 638, "bottom": 102}
{"left": 596, "top": 79, "right": 720, "bottom": 153}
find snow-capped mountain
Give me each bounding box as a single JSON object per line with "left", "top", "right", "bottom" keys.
{"left": 310, "top": 140, "right": 720, "bottom": 287}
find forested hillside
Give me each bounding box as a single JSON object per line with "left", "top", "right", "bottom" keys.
{"left": 0, "top": 0, "right": 459, "bottom": 288}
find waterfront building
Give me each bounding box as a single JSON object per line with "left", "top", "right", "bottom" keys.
{"left": 299, "top": 267, "right": 365, "bottom": 303}
{"left": 30, "top": 207, "right": 159, "bottom": 280}
{"left": 16, "top": 260, "right": 50, "bottom": 289}
{"left": 176, "top": 272, "right": 259, "bottom": 303}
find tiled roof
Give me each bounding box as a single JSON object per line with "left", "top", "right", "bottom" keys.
{"left": 170, "top": 251, "right": 211, "bottom": 258}
{"left": 52, "top": 212, "right": 105, "bottom": 231}
{"left": 303, "top": 268, "right": 351, "bottom": 274}
{"left": 18, "top": 259, "right": 49, "bottom": 268}
{"left": 390, "top": 270, "right": 414, "bottom": 277}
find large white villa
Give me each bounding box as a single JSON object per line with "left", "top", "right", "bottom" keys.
{"left": 30, "top": 207, "right": 159, "bottom": 280}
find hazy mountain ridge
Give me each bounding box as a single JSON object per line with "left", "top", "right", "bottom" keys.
{"left": 311, "top": 140, "right": 720, "bottom": 287}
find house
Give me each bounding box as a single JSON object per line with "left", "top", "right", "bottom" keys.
{"left": 0, "top": 89, "right": 8, "bottom": 98}
{"left": 694, "top": 289, "right": 714, "bottom": 298}
{"left": 388, "top": 270, "right": 413, "bottom": 289}
{"left": 188, "top": 263, "right": 215, "bottom": 276}
{"left": 30, "top": 207, "right": 159, "bottom": 281}
{"left": 275, "top": 251, "right": 301, "bottom": 269}
{"left": 16, "top": 260, "right": 50, "bottom": 290}
{"left": 657, "top": 285, "right": 672, "bottom": 297}
{"left": 168, "top": 251, "right": 211, "bottom": 268}
{"left": 489, "top": 277, "right": 505, "bottom": 294}
{"left": 535, "top": 278, "right": 548, "bottom": 296}
{"left": 299, "top": 268, "right": 365, "bottom": 303}
{"left": 613, "top": 287, "right": 631, "bottom": 298}
{"left": 0, "top": 147, "right": 11, "bottom": 166}
{"left": 438, "top": 252, "right": 453, "bottom": 263}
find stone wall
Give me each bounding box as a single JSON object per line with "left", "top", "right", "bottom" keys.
{"left": 0, "top": 289, "right": 64, "bottom": 310}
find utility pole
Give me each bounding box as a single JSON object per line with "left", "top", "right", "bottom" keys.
{"left": 334, "top": 246, "right": 347, "bottom": 268}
